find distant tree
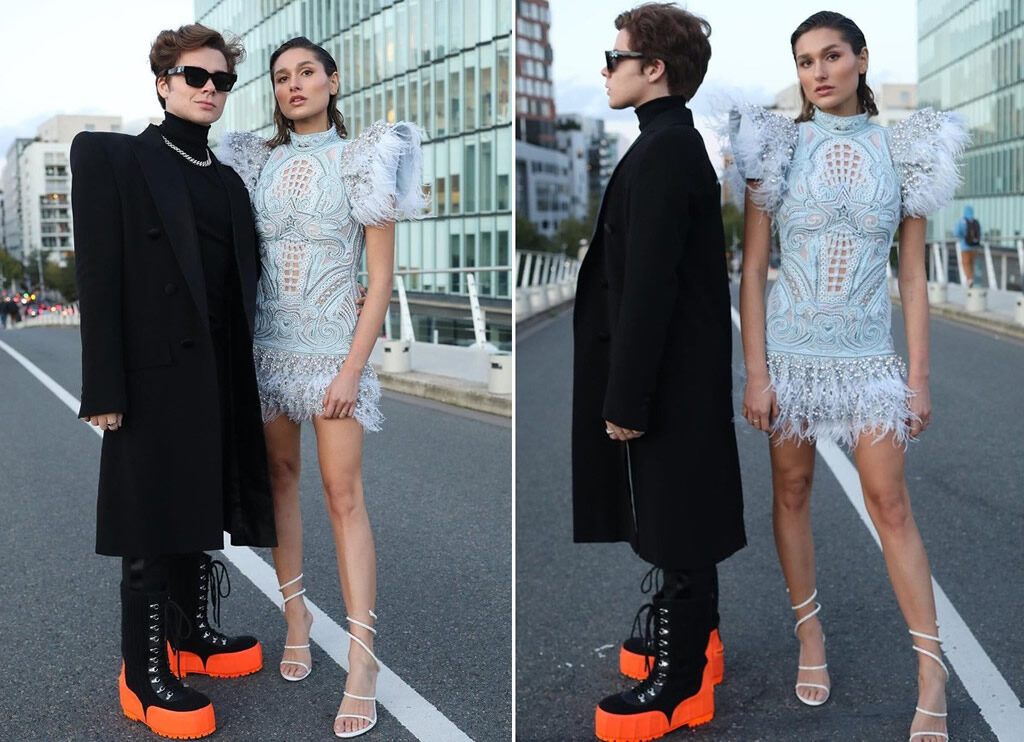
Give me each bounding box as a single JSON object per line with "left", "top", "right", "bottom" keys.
{"left": 515, "top": 212, "right": 554, "bottom": 253}
{"left": 721, "top": 202, "right": 744, "bottom": 254}
{"left": 44, "top": 256, "right": 77, "bottom": 303}
{"left": 553, "top": 217, "right": 592, "bottom": 259}
{"left": 0, "top": 246, "right": 24, "bottom": 288}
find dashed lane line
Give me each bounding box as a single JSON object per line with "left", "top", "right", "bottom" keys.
{"left": 0, "top": 337, "right": 475, "bottom": 742}
{"left": 729, "top": 306, "right": 1024, "bottom": 741}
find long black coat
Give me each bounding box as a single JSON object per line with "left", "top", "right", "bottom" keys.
{"left": 572, "top": 98, "right": 745, "bottom": 570}
{"left": 71, "top": 125, "right": 276, "bottom": 557}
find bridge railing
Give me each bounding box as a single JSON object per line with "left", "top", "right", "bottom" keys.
{"left": 923, "top": 239, "right": 1024, "bottom": 324}
{"left": 515, "top": 250, "right": 581, "bottom": 320}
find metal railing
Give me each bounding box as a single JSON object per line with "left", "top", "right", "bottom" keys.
{"left": 927, "top": 238, "right": 1024, "bottom": 291}
{"left": 515, "top": 250, "right": 582, "bottom": 320}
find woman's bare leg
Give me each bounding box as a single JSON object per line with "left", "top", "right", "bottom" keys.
{"left": 770, "top": 435, "right": 830, "bottom": 704}
{"left": 311, "top": 415, "right": 378, "bottom": 736}
{"left": 264, "top": 415, "right": 313, "bottom": 679}
{"left": 853, "top": 432, "right": 946, "bottom": 742}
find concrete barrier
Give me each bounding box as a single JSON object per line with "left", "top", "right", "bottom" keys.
{"left": 927, "top": 282, "right": 947, "bottom": 304}
{"left": 1016, "top": 295, "right": 1024, "bottom": 326}
{"left": 381, "top": 339, "right": 412, "bottom": 372}
{"left": 488, "top": 353, "right": 513, "bottom": 395}
{"left": 964, "top": 287, "right": 987, "bottom": 313}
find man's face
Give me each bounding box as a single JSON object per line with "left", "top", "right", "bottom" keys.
{"left": 601, "top": 29, "right": 650, "bottom": 110}
{"left": 156, "top": 47, "right": 231, "bottom": 125}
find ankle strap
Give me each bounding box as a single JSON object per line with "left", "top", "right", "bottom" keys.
{"left": 278, "top": 573, "right": 306, "bottom": 607}
{"left": 909, "top": 628, "right": 949, "bottom": 680}
{"left": 346, "top": 611, "right": 379, "bottom": 667}
{"left": 791, "top": 589, "right": 821, "bottom": 637}
{"left": 790, "top": 588, "right": 818, "bottom": 612}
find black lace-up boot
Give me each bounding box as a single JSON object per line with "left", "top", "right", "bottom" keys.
{"left": 166, "top": 553, "right": 262, "bottom": 678}
{"left": 596, "top": 594, "right": 715, "bottom": 742}
{"left": 620, "top": 568, "right": 723, "bottom": 684}
{"left": 119, "top": 583, "right": 215, "bottom": 738}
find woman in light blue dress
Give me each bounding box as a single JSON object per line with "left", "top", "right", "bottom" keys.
{"left": 223, "top": 37, "right": 424, "bottom": 738}
{"left": 730, "top": 12, "right": 966, "bottom": 742}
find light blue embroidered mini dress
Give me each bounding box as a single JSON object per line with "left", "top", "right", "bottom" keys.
{"left": 727, "top": 106, "right": 968, "bottom": 446}
{"left": 221, "top": 121, "right": 425, "bottom": 430}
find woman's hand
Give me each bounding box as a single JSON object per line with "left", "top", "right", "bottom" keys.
{"left": 742, "top": 376, "right": 777, "bottom": 434}
{"left": 323, "top": 367, "right": 361, "bottom": 419}
{"left": 907, "top": 378, "right": 932, "bottom": 438}
{"left": 84, "top": 412, "right": 123, "bottom": 431}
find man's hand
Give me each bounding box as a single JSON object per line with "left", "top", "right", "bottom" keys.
{"left": 84, "top": 412, "right": 123, "bottom": 431}
{"left": 604, "top": 420, "right": 645, "bottom": 441}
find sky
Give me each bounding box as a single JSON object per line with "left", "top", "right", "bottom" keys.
{"left": 550, "top": 0, "right": 919, "bottom": 164}
{"left": 0, "top": 0, "right": 195, "bottom": 171}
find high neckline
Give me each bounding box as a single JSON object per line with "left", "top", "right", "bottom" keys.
{"left": 635, "top": 95, "right": 689, "bottom": 131}
{"left": 812, "top": 108, "right": 870, "bottom": 134}
{"left": 288, "top": 127, "right": 339, "bottom": 149}
{"left": 159, "top": 112, "right": 211, "bottom": 159}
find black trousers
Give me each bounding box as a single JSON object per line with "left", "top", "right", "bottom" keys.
{"left": 122, "top": 553, "right": 200, "bottom": 592}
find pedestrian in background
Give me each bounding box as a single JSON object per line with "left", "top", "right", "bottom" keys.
{"left": 72, "top": 24, "right": 276, "bottom": 740}
{"left": 572, "top": 5, "right": 745, "bottom": 740}
{"left": 953, "top": 204, "right": 982, "bottom": 287}
{"left": 732, "top": 10, "right": 967, "bottom": 741}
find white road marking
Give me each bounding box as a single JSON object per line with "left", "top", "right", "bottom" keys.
{"left": 730, "top": 305, "right": 1024, "bottom": 740}
{"left": 0, "top": 337, "right": 475, "bottom": 742}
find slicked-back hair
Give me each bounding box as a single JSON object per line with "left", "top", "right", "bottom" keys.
{"left": 790, "top": 11, "right": 878, "bottom": 123}
{"left": 614, "top": 3, "right": 712, "bottom": 101}
{"left": 149, "top": 24, "right": 244, "bottom": 109}
{"left": 268, "top": 37, "right": 348, "bottom": 147}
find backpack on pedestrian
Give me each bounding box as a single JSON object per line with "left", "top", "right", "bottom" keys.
{"left": 965, "top": 217, "right": 981, "bottom": 247}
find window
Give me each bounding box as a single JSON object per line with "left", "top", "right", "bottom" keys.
{"left": 436, "top": 176, "right": 446, "bottom": 216}
{"left": 450, "top": 234, "right": 461, "bottom": 292}
{"left": 450, "top": 70, "right": 461, "bottom": 134}
{"left": 465, "top": 143, "right": 476, "bottom": 213}
{"left": 481, "top": 139, "right": 493, "bottom": 211}
{"left": 464, "top": 66, "right": 476, "bottom": 130}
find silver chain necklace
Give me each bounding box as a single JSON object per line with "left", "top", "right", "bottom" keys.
{"left": 162, "top": 135, "right": 212, "bottom": 167}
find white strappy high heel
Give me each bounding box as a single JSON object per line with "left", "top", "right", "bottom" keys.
{"left": 908, "top": 628, "right": 949, "bottom": 741}
{"left": 277, "top": 573, "right": 312, "bottom": 682}
{"left": 335, "top": 610, "right": 379, "bottom": 739}
{"left": 792, "top": 588, "right": 830, "bottom": 706}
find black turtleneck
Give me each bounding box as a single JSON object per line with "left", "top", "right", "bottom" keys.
{"left": 158, "top": 112, "right": 235, "bottom": 332}
{"left": 635, "top": 95, "right": 691, "bottom": 131}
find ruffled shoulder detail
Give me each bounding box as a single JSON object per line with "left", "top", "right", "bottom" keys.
{"left": 218, "top": 131, "right": 272, "bottom": 197}
{"left": 720, "top": 103, "right": 798, "bottom": 214}
{"left": 886, "top": 109, "right": 969, "bottom": 219}
{"left": 339, "top": 120, "right": 427, "bottom": 226}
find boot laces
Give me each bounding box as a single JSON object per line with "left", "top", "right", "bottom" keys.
{"left": 640, "top": 565, "right": 662, "bottom": 595}
{"left": 148, "top": 599, "right": 192, "bottom": 699}
{"left": 629, "top": 604, "right": 670, "bottom": 704}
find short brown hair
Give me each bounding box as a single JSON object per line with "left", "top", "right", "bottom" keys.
{"left": 149, "top": 24, "right": 245, "bottom": 109}
{"left": 614, "top": 3, "right": 711, "bottom": 100}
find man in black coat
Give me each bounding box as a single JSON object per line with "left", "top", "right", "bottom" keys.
{"left": 572, "top": 5, "right": 745, "bottom": 739}
{"left": 72, "top": 25, "right": 275, "bottom": 739}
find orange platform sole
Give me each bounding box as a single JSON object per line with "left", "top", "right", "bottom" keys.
{"left": 620, "top": 629, "right": 724, "bottom": 684}
{"left": 595, "top": 661, "right": 715, "bottom": 742}
{"left": 167, "top": 642, "right": 263, "bottom": 678}
{"left": 119, "top": 664, "right": 216, "bottom": 740}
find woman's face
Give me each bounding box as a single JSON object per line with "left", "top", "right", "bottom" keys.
{"left": 273, "top": 48, "right": 339, "bottom": 129}
{"left": 157, "top": 47, "right": 230, "bottom": 125}
{"left": 793, "top": 28, "right": 868, "bottom": 116}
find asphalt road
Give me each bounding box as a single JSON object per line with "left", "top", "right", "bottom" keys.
{"left": 0, "top": 327, "right": 511, "bottom": 742}
{"left": 515, "top": 290, "right": 1024, "bottom": 742}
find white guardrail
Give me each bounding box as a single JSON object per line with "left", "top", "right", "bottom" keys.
{"left": 515, "top": 249, "right": 582, "bottom": 321}
{"left": 921, "top": 239, "right": 1024, "bottom": 325}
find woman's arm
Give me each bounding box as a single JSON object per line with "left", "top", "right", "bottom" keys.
{"left": 739, "top": 185, "right": 776, "bottom": 433}
{"left": 897, "top": 215, "right": 931, "bottom": 437}
{"left": 323, "top": 223, "right": 395, "bottom": 419}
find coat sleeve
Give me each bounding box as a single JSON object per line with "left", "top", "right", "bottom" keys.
{"left": 601, "top": 135, "right": 691, "bottom": 431}
{"left": 71, "top": 132, "right": 127, "bottom": 417}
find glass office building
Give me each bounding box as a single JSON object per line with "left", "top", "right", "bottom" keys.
{"left": 919, "top": 0, "right": 1024, "bottom": 240}
{"left": 195, "top": 0, "right": 513, "bottom": 346}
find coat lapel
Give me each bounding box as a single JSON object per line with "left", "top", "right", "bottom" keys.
{"left": 133, "top": 126, "right": 209, "bottom": 330}
{"left": 213, "top": 159, "right": 257, "bottom": 333}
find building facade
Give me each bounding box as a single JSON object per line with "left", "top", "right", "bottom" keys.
{"left": 196, "top": 0, "right": 514, "bottom": 321}
{"left": 0, "top": 116, "right": 122, "bottom": 267}
{"left": 515, "top": 0, "right": 555, "bottom": 147}
{"left": 919, "top": 0, "right": 1024, "bottom": 240}
{"left": 515, "top": 139, "right": 570, "bottom": 236}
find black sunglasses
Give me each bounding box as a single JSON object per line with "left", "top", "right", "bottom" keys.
{"left": 605, "top": 50, "right": 645, "bottom": 73}
{"left": 163, "top": 65, "right": 238, "bottom": 92}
